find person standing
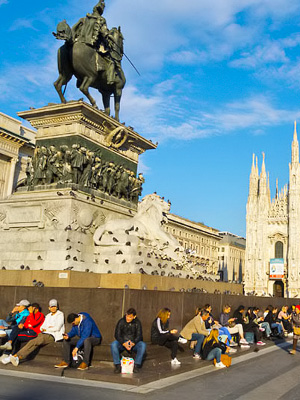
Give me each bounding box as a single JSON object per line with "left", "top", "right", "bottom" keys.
{"left": 290, "top": 305, "right": 300, "bottom": 355}
{"left": 111, "top": 308, "right": 146, "bottom": 373}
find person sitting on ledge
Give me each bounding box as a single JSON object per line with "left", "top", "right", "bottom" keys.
{"left": 0, "top": 299, "right": 30, "bottom": 352}
{"left": 3, "top": 299, "right": 64, "bottom": 366}
{"left": 264, "top": 305, "right": 284, "bottom": 338}
{"left": 151, "top": 307, "right": 184, "bottom": 366}
{"left": 201, "top": 327, "right": 231, "bottom": 368}
{"left": 111, "top": 307, "right": 146, "bottom": 374}
{"left": 202, "top": 304, "right": 237, "bottom": 350}
{"left": 219, "top": 304, "right": 249, "bottom": 347}
{"left": 55, "top": 312, "right": 101, "bottom": 371}
{"left": 7, "top": 303, "right": 45, "bottom": 356}
{"left": 179, "top": 307, "right": 209, "bottom": 359}
{"left": 278, "top": 305, "right": 293, "bottom": 336}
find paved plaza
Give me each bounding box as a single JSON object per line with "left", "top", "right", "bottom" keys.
{"left": 0, "top": 340, "right": 298, "bottom": 399}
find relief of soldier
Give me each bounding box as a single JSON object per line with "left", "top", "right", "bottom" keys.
{"left": 24, "top": 143, "right": 144, "bottom": 202}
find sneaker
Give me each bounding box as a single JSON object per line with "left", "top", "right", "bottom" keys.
{"left": 240, "top": 338, "right": 249, "bottom": 345}
{"left": 114, "top": 364, "right": 121, "bottom": 374}
{"left": 178, "top": 337, "right": 187, "bottom": 344}
{"left": 77, "top": 362, "right": 88, "bottom": 371}
{"left": 288, "top": 332, "right": 294, "bottom": 337}
{"left": 240, "top": 344, "right": 250, "bottom": 349}
{"left": 1, "top": 355, "right": 11, "bottom": 365}
{"left": 228, "top": 348, "right": 237, "bottom": 354}
{"left": 193, "top": 353, "right": 201, "bottom": 359}
{"left": 215, "top": 362, "right": 226, "bottom": 368}
{"left": 10, "top": 355, "right": 19, "bottom": 367}
{"left": 54, "top": 361, "right": 69, "bottom": 368}
{"left": 0, "top": 342, "right": 12, "bottom": 351}
{"left": 171, "top": 357, "right": 181, "bottom": 365}
{"left": 256, "top": 341, "right": 266, "bottom": 346}
{"left": 230, "top": 342, "right": 238, "bottom": 347}
{"left": 290, "top": 349, "right": 296, "bottom": 355}
{"left": 259, "top": 327, "right": 265, "bottom": 332}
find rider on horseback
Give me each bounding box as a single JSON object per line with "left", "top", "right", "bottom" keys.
{"left": 71, "top": 0, "right": 123, "bottom": 85}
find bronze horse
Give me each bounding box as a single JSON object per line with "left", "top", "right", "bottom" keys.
{"left": 53, "top": 22, "right": 126, "bottom": 121}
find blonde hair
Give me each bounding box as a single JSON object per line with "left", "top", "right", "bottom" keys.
{"left": 195, "top": 307, "right": 202, "bottom": 315}
{"left": 203, "top": 328, "right": 219, "bottom": 346}
{"left": 157, "top": 308, "right": 171, "bottom": 324}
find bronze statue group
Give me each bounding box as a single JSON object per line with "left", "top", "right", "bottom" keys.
{"left": 0, "top": 300, "right": 298, "bottom": 373}
{"left": 25, "top": 143, "right": 144, "bottom": 202}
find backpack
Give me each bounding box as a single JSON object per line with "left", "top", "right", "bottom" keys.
{"left": 70, "top": 349, "right": 84, "bottom": 368}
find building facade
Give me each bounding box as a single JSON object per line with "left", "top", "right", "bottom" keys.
{"left": 0, "top": 112, "right": 35, "bottom": 199}
{"left": 245, "top": 123, "right": 300, "bottom": 297}
{"left": 165, "top": 213, "right": 221, "bottom": 276}
{"left": 218, "top": 232, "right": 245, "bottom": 284}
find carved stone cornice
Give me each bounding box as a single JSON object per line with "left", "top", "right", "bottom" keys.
{"left": 268, "top": 232, "right": 287, "bottom": 244}
{"left": 18, "top": 101, "right": 156, "bottom": 157}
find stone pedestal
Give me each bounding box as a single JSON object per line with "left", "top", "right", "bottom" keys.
{"left": 0, "top": 102, "right": 156, "bottom": 273}
{"left": 0, "top": 188, "right": 134, "bottom": 272}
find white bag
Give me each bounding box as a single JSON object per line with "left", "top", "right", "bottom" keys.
{"left": 121, "top": 356, "right": 134, "bottom": 374}
{"left": 0, "top": 330, "right": 7, "bottom": 338}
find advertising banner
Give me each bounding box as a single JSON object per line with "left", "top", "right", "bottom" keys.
{"left": 269, "top": 258, "right": 284, "bottom": 279}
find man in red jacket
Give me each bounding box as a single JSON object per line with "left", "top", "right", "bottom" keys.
{"left": 11, "top": 303, "right": 45, "bottom": 354}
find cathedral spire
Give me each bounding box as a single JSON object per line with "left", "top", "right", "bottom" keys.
{"left": 259, "top": 152, "right": 267, "bottom": 195}
{"left": 251, "top": 153, "right": 256, "bottom": 174}
{"left": 249, "top": 153, "right": 259, "bottom": 197}
{"left": 261, "top": 152, "right": 266, "bottom": 178}
{"left": 292, "top": 120, "right": 299, "bottom": 164}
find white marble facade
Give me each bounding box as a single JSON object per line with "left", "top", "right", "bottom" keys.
{"left": 245, "top": 123, "right": 300, "bottom": 297}
{"left": 0, "top": 112, "right": 35, "bottom": 199}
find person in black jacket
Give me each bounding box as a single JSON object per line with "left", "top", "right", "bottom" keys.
{"left": 151, "top": 307, "right": 183, "bottom": 365}
{"left": 111, "top": 308, "right": 146, "bottom": 373}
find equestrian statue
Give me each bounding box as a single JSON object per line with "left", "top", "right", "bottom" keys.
{"left": 53, "top": 0, "right": 126, "bottom": 121}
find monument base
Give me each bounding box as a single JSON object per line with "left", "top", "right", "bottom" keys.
{"left": 0, "top": 270, "right": 243, "bottom": 294}
{"left": 0, "top": 188, "right": 134, "bottom": 272}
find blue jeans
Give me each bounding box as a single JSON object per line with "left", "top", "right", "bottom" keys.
{"left": 206, "top": 347, "right": 221, "bottom": 363}
{"left": 111, "top": 340, "right": 146, "bottom": 366}
{"left": 0, "top": 319, "right": 11, "bottom": 336}
{"left": 261, "top": 322, "right": 271, "bottom": 336}
{"left": 190, "top": 333, "right": 205, "bottom": 354}
{"left": 219, "top": 327, "right": 232, "bottom": 344}
{"left": 271, "top": 322, "right": 283, "bottom": 334}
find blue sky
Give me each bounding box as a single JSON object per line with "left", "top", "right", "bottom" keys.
{"left": 1, "top": 0, "right": 300, "bottom": 236}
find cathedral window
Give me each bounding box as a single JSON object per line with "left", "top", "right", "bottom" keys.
{"left": 275, "top": 241, "right": 283, "bottom": 258}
